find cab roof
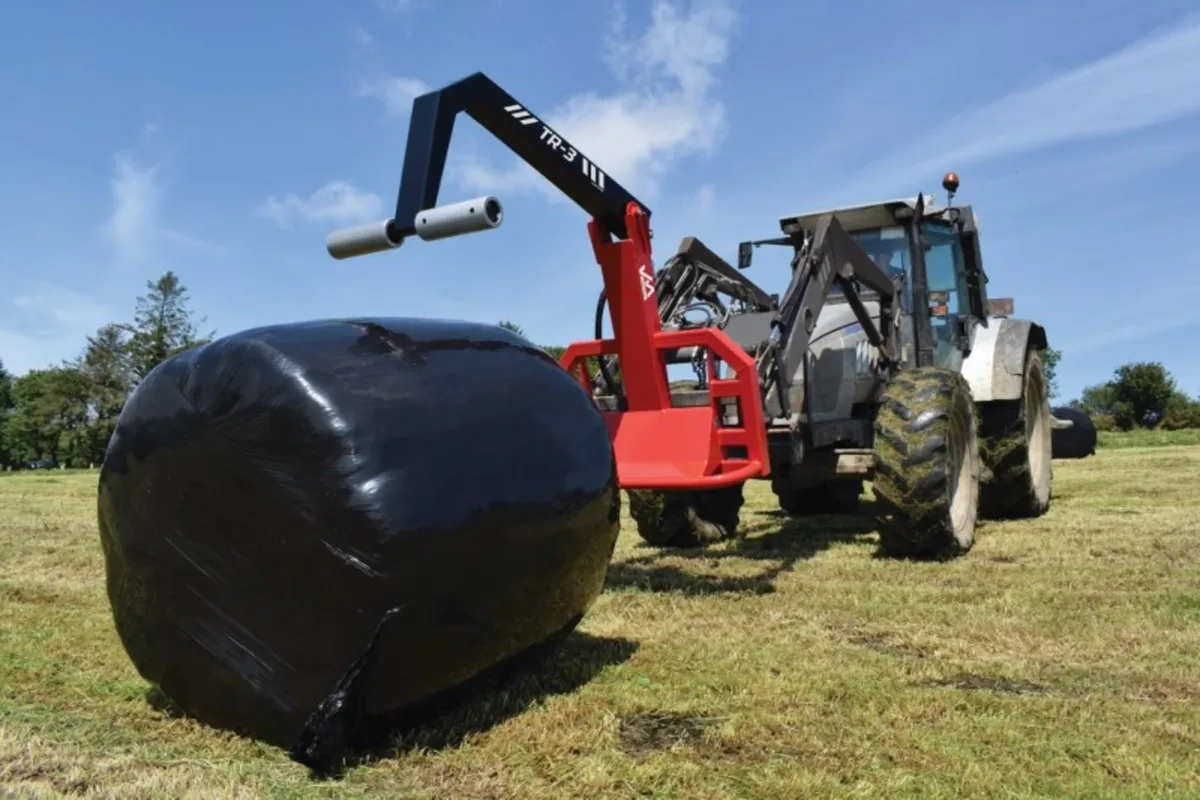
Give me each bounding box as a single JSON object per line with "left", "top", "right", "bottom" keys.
{"left": 779, "top": 194, "right": 940, "bottom": 236}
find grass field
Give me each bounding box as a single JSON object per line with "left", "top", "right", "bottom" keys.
{"left": 2, "top": 443, "right": 1199, "bottom": 798}
{"left": 1097, "top": 427, "right": 1200, "bottom": 449}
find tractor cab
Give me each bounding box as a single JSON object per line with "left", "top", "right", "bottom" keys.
{"left": 771, "top": 176, "right": 992, "bottom": 372}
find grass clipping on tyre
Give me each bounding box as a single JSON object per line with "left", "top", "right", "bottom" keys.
{"left": 96, "top": 318, "right": 621, "bottom": 771}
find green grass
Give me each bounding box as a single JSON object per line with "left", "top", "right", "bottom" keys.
{"left": 3, "top": 449, "right": 1200, "bottom": 798}
{"left": 1097, "top": 427, "right": 1200, "bottom": 449}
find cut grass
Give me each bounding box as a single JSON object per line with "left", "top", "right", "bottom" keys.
{"left": 2, "top": 448, "right": 1199, "bottom": 798}
{"left": 1097, "top": 427, "right": 1200, "bottom": 449}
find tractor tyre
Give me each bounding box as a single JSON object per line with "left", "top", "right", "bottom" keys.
{"left": 772, "top": 478, "right": 863, "bottom": 516}
{"left": 627, "top": 485, "right": 745, "bottom": 548}
{"left": 978, "top": 347, "right": 1053, "bottom": 519}
{"left": 872, "top": 367, "right": 981, "bottom": 560}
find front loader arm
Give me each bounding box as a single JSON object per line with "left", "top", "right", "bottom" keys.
{"left": 764, "top": 213, "right": 900, "bottom": 419}
{"left": 649, "top": 238, "right": 778, "bottom": 347}
{"left": 672, "top": 237, "right": 778, "bottom": 311}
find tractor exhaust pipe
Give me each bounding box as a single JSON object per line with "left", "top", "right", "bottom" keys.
{"left": 325, "top": 195, "right": 504, "bottom": 260}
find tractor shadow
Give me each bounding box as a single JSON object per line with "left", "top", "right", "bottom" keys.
{"left": 303, "top": 630, "right": 638, "bottom": 780}
{"left": 604, "top": 506, "right": 879, "bottom": 597}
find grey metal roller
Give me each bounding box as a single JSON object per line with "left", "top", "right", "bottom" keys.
{"left": 415, "top": 196, "right": 503, "bottom": 242}
{"left": 326, "top": 220, "right": 405, "bottom": 260}
{"left": 325, "top": 196, "right": 504, "bottom": 260}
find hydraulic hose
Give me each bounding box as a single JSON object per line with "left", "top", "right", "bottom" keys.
{"left": 593, "top": 289, "right": 621, "bottom": 395}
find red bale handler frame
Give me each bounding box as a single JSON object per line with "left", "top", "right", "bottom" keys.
{"left": 559, "top": 202, "right": 767, "bottom": 489}
{"left": 324, "top": 71, "right": 770, "bottom": 491}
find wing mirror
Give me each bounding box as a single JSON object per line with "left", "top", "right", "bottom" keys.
{"left": 737, "top": 241, "right": 753, "bottom": 270}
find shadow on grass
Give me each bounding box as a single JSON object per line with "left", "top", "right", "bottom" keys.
{"left": 146, "top": 687, "right": 186, "bottom": 718}
{"left": 144, "top": 630, "right": 636, "bottom": 781}
{"left": 301, "top": 630, "right": 638, "bottom": 780}
{"left": 605, "top": 507, "right": 879, "bottom": 596}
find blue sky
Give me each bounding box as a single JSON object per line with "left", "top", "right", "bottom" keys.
{"left": 2, "top": 0, "right": 1199, "bottom": 402}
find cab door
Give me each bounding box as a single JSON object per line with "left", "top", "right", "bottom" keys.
{"left": 920, "top": 222, "right": 973, "bottom": 371}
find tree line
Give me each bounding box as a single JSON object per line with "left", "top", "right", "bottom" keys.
{"left": 1037, "top": 347, "right": 1200, "bottom": 430}
{"left": 1, "top": 294, "right": 1195, "bottom": 470}
{"left": 0, "top": 272, "right": 211, "bottom": 469}
{"left": 1067, "top": 362, "right": 1200, "bottom": 431}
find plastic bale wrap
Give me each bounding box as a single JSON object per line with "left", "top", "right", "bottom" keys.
{"left": 96, "top": 318, "right": 621, "bottom": 768}
{"left": 1051, "top": 406, "right": 1098, "bottom": 459}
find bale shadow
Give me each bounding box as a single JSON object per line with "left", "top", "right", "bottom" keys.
{"left": 605, "top": 510, "right": 879, "bottom": 596}
{"left": 314, "top": 630, "right": 638, "bottom": 780}
{"left": 145, "top": 687, "right": 186, "bottom": 718}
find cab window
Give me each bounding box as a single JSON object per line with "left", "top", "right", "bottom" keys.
{"left": 849, "top": 225, "right": 913, "bottom": 311}
{"left": 921, "top": 223, "right": 969, "bottom": 314}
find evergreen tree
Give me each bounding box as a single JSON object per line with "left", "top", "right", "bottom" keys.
{"left": 71, "top": 324, "right": 136, "bottom": 464}
{"left": 124, "top": 271, "right": 213, "bottom": 381}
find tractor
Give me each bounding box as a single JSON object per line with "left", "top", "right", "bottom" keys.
{"left": 599, "top": 185, "right": 1056, "bottom": 556}
{"left": 324, "top": 71, "right": 1054, "bottom": 561}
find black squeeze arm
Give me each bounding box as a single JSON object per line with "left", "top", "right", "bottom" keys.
{"left": 391, "top": 71, "right": 649, "bottom": 241}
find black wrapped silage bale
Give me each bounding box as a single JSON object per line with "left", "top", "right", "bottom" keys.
{"left": 1050, "top": 406, "right": 1098, "bottom": 459}
{"left": 96, "top": 317, "right": 620, "bottom": 767}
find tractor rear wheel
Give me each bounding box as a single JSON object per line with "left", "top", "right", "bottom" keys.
{"left": 772, "top": 477, "right": 863, "bottom": 516}
{"left": 871, "top": 367, "right": 981, "bottom": 560}
{"left": 979, "top": 347, "right": 1053, "bottom": 519}
{"left": 627, "top": 486, "right": 744, "bottom": 548}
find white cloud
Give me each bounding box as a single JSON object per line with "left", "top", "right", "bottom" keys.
{"left": 694, "top": 183, "right": 717, "bottom": 215}
{"left": 0, "top": 285, "right": 114, "bottom": 375}
{"left": 1047, "top": 268, "right": 1200, "bottom": 356}
{"left": 357, "top": 75, "right": 430, "bottom": 116}
{"left": 99, "top": 155, "right": 162, "bottom": 268}
{"left": 1061, "top": 309, "right": 1200, "bottom": 356}
{"left": 11, "top": 287, "right": 110, "bottom": 332}
{"left": 837, "top": 15, "right": 1200, "bottom": 200}
{"left": 447, "top": 0, "right": 740, "bottom": 201}
{"left": 0, "top": 329, "right": 59, "bottom": 377}
{"left": 97, "top": 139, "right": 226, "bottom": 268}
{"left": 375, "top": 0, "right": 424, "bottom": 14}
{"left": 259, "top": 181, "right": 383, "bottom": 228}
{"left": 161, "top": 229, "right": 231, "bottom": 255}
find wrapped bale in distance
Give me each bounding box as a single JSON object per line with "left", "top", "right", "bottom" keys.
{"left": 97, "top": 318, "right": 620, "bottom": 766}
{"left": 1051, "top": 406, "right": 1097, "bottom": 459}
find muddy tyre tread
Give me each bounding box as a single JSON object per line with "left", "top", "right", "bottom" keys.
{"left": 872, "top": 367, "right": 980, "bottom": 560}
{"left": 627, "top": 486, "right": 745, "bottom": 548}
{"left": 979, "top": 348, "right": 1053, "bottom": 520}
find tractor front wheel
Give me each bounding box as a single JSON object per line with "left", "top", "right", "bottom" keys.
{"left": 871, "top": 367, "right": 981, "bottom": 560}
{"left": 628, "top": 486, "right": 745, "bottom": 548}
